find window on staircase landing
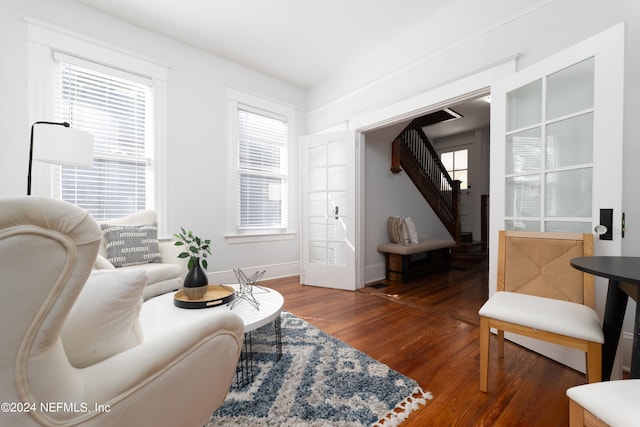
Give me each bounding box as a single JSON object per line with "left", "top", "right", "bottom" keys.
{"left": 441, "top": 149, "right": 469, "bottom": 190}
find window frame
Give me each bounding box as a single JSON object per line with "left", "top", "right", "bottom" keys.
{"left": 52, "top": 52, "right": 154, "bottom": 220}
{"left": 26, "top": 17, "right": 169, "bottom": 235}
{"left": 225, "top": 88, "right": 297, "bottom": 242}
{"left": 441, "top": 147, "right": 469, "bottom": 190}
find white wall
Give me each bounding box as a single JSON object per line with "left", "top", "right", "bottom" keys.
{"left": 4, "top": 0, "right": 640, "bottom": 289}
{"left": 308, "top": 0, "right": 640, "bottom": 369}
{"left": 307, "top": 0, "right": 640, "bottom": 260}
{"left": 0, "top": 0, "right": 306, "bottom": 281}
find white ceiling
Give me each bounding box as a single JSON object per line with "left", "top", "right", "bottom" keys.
{"left": 74, "top": 0, "right": 490, "bottom": 137}
{"left": 74, "top": 0, "right": 452, "bottom": 89}
{"left": 366, "top": 96, "right": 491, "bottom": 142}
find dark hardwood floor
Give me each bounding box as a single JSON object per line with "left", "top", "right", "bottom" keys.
{"left": 262, "top": 261, "right": 587, "bottom": 426}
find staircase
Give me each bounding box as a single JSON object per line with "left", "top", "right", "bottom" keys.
{"left": 391, "top": 119, "right": 488, "bottom": 261}
{"left": 391, "top": 119, "right": 461, "bottom": 242}
{"left": 449, "top": 194, "right": 489, "bottom": 262}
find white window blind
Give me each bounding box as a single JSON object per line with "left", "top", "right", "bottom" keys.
{"left": 52, "top": 52, "right": 153, "bottom": 221}
{"left": 238, "top": 106, "right": 288, "bottom": 230}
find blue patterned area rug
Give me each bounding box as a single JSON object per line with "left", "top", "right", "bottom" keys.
{"left": 207, "top": 311, "right": 431, "bottom": 427}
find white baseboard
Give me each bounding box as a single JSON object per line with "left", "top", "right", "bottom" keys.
{"left": 206, "top": 261, "right": 299, "bottom": 284}
{"left": 365, "top": 262, "right": 386, "bottom": 285}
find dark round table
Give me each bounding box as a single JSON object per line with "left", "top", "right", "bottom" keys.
{"left": 571, "top": 256, "right": 640, "bottom": 380}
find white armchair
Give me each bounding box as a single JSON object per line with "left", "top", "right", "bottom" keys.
{"left": 0, "top": 196, "right": 243, "bottom": 427}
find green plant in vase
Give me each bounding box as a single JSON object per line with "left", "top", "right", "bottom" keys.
{"left": 174, "top": 227, "right": 212, "bottom": 299}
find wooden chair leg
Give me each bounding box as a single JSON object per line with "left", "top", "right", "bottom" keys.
{"left": 586, "top": 342, "right": 602, "bottom": 383}
{"left": 497, "top": 329, "right": 505, "bottom": 358}
{"left": 568, "top": 398, "right": 584, "bottom": 427}
{"left": 480, "top": 316, "right": 490, "bottom": 392}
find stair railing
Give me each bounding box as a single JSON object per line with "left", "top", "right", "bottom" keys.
{"left": 391, "top": 120, "right": 461, "bottom": 242}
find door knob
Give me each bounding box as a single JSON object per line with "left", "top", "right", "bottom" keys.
{"left": 594, "top": 225, "right": 607, "bottom": 235}
{"left": 598, "top": 209, "right": 613, "bottom": 240}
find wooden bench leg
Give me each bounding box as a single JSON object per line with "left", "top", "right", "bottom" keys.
{"left": 383, "top": 247, "right": 451, "bottom": 283}
{"left": 385, "top": 253, "right": 412, "bottom": 283}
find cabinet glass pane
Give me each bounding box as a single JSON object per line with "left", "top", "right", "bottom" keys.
{"left": 506, "top": 175, "right": 540, "bottom": 217}
{"left": 308, "top": 143, "right": 326, "bottom": 167}
{"left": 546, "top": 113, "right": 593, "bottom": 168}
{"left": 506, "top": 127, "right": 542, "bottom": 174}
{"left": 547, "top": 58, "right": 594, "bottom": 120}
{"left": 506, "top": 79, "right": 542, "bottom": 131}
{"left": 309, "top": 168, "right": 326, "bottom": 191}
{"left": 505, "top": 220, "right": 540, "bottom": 231}
{"left": 328, "top": 166, "right": 346, "bottom": 190}
{"left": 327, "top": 139, "right": 346, "bottom": 165}
{"left": 545, "top": 168, "right": 592, "bottom": 217}
{"left": 545, "top": 221, "right": 592, "bottom": 233}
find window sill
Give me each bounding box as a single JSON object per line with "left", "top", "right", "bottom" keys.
{"left": 224, "top": 232, "right": 297, "bottom": 244}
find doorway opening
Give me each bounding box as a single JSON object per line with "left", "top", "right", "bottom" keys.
{"left": 361, "top": 92, "right": 491, "bottom": 285}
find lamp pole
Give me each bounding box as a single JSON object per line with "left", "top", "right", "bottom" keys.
{"left": 27, "top": 121, "right": 70, "bottom": 196}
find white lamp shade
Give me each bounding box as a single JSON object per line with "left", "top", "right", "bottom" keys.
{"left": 33, "top": 124, "right": 94, "bottom": 167}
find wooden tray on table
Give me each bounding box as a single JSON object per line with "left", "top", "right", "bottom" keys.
{"left": 173, "top": 284, "right": 235, "bottom": 309}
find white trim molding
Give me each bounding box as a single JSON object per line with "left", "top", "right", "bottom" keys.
{"left": 206, "top": 261, "right": 299, "bottom": 284}
{"left": 26, "top": 17, "right": 170, "bottom": 234}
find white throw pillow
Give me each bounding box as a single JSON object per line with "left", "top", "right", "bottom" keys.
{"left": 61, "top": 269, "right": 147, "bottom": 368}
{"left": 388, "top": 216, "right": 410, "bottom": 245}
{"left": 100, "top": 222, "right": 161, "bottom": 267}
{"left": 97, "top": 210, "right": 158, "bottom": 258}
{"left": 404, "top": 217, "right": 419, "bottom": 244}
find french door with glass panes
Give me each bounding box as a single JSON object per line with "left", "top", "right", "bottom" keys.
{"left": 490, "top": 23, "right": 624, "bottom": 374}
{"left": 301, "top": 131, "right": 358, "bottom": 290}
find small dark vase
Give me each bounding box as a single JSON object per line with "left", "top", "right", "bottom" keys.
{"left": 183, "top": 262, "right": 209, "bottom": 299}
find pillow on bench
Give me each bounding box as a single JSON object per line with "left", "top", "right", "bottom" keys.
{"left": 387, "top": 216, "right": 419, "bottom": 245}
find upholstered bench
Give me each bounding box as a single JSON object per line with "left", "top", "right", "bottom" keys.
{"left": 377, "top": 238, "right": 456, "bottom": 283}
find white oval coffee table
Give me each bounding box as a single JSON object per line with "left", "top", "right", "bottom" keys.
{"left": 140, "top": 283, "right": 284, "bottom": 336}
{"left": 139, "top": 284, "right": 284, "bottom": 385}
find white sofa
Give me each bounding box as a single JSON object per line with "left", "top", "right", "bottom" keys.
{"left": 95, "top": 209, "right": 186, "bottom": 300}
{"left": 0, "top": 196, "right": 244, "bottom": 427}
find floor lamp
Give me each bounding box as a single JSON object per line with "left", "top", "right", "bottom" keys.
{"left": 27, "top": 121, "right": 94, "bottom": 196}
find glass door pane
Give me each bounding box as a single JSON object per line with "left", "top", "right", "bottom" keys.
{"left": 506, "top": 127, "right": 542, "bottom": 174}
{"left": 308, "top": 139, "right": 347, "bottom": 267}
{"left": 505, "top": 57, "right": 595, "bottom": 233}
{"left": 506, "top": 79, "right": 542, "bottom": 131}
{"left": 546, "top": 113, "right": 593, "bottom": 168}
{"left": 546, "top": 58, "right": 594, "bottom": 120}
{"left": 545, "top": 168, "right": 592, "bottom": 217}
